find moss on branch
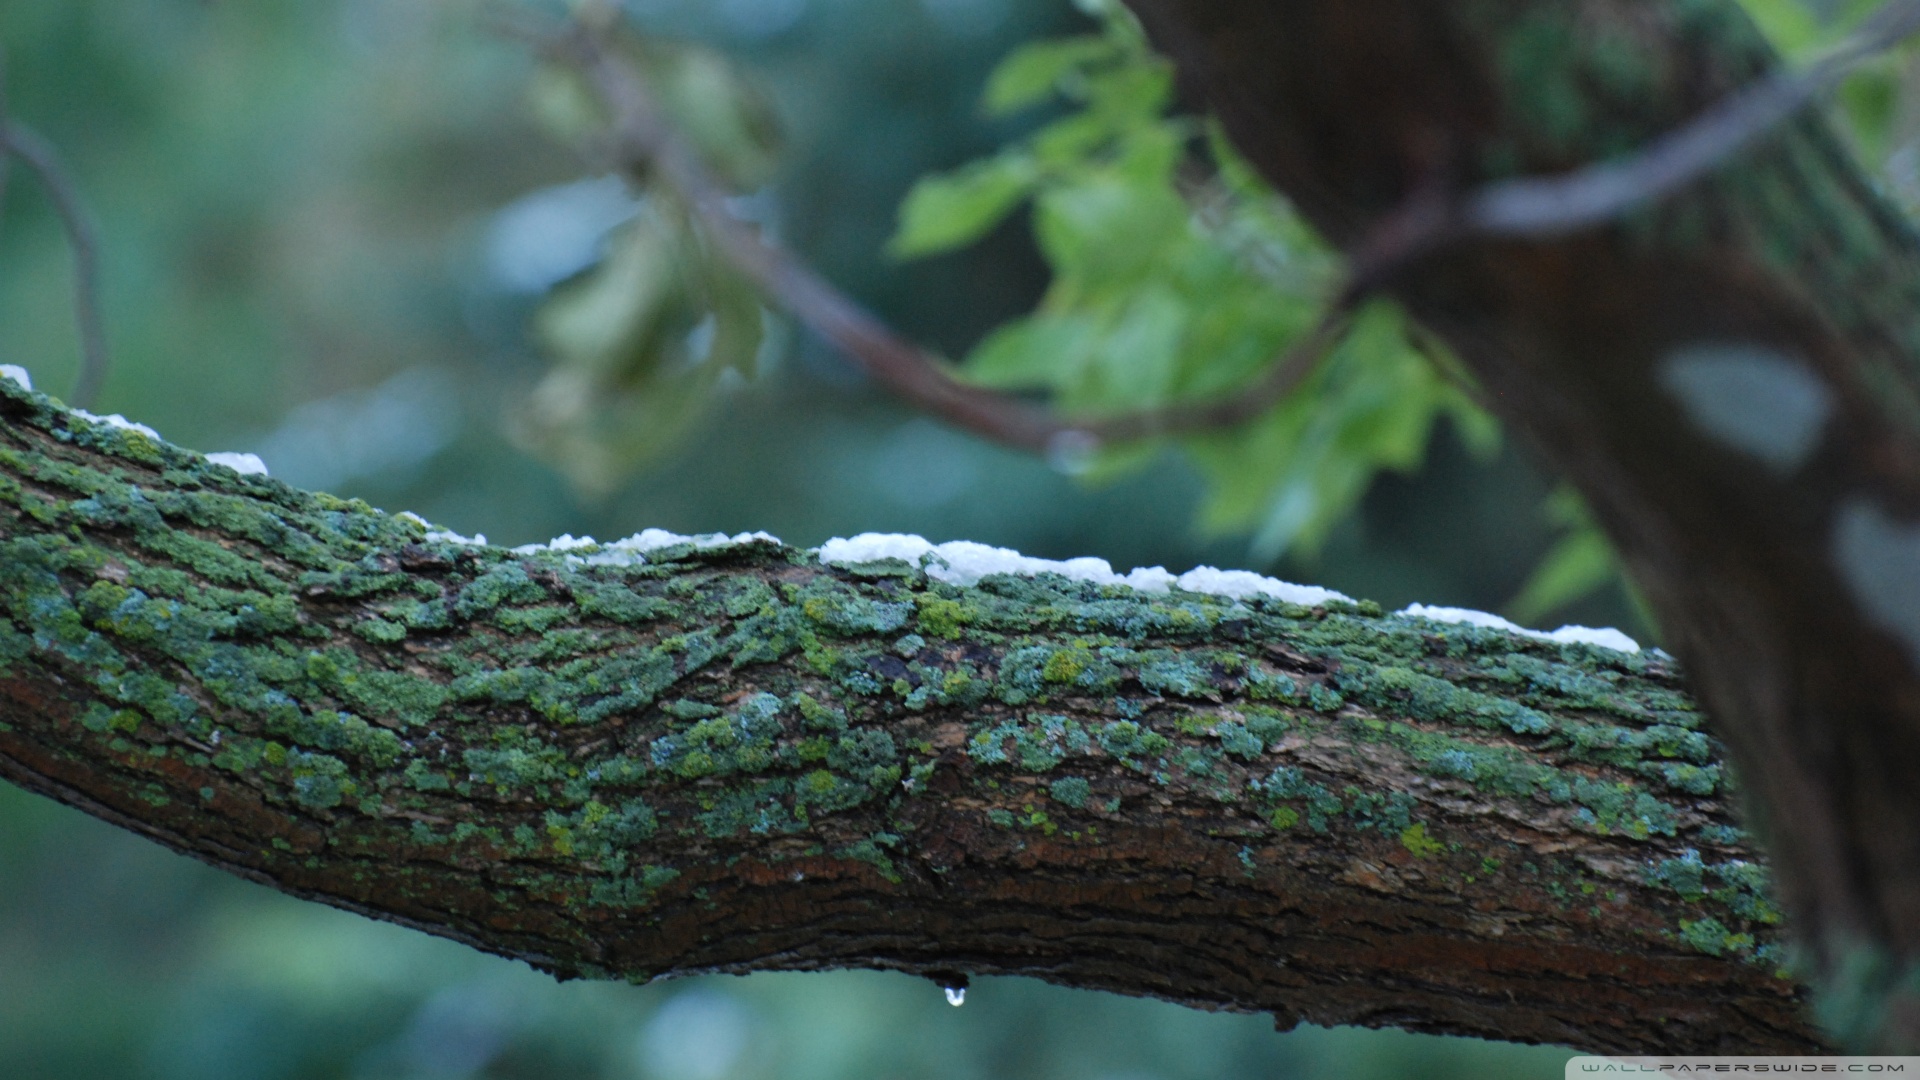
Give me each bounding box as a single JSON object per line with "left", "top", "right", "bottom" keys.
{"left": 0, "top": 377, "right": 1816, "bottom": 1052}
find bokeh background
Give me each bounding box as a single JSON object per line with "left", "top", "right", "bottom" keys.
{"left": 0, "top": 0, "right": 1667, "bottom": 1076}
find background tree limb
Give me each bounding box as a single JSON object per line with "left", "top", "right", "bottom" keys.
{"left": 1117, "top": 0, "right": 1920, "bottom": 1049}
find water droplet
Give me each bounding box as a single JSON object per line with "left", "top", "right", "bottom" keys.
{"left": 945, "top": 987, "right": 966, "bottom": 1007}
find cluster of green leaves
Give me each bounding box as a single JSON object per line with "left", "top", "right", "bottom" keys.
{"left": 517, "top": 33, "right": 782, "bottom": 495}
{"left": 889, "top": 0, "right": 1920, "bottom": 615}
{"left": 890, "top": 0, "right": 1496, "bottom": 559}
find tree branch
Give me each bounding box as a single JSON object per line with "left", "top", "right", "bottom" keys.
{"left": 0, "top": 377, "right": 1815, "bottom": 1053}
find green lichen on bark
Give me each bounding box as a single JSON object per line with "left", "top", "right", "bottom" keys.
{"left": 0, "top": 376, "right": 1814, "bottom": 1051}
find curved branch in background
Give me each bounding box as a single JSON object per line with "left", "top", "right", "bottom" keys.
{"left": 1467, "top": 0, "right": 1920, "bottom": 237}
{"left": 0, "top": 117, "right": 108, "bottom": 410}
{"left": 537, "top": 0, "right": 1920, "bottom": 461}
{"left": 0, "top": 378, "right": 1820, "bottom": 1053}
{"left": 533, "top": 20, "right": 1364, "bottom": 458}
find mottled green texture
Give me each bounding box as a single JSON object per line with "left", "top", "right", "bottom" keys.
{"left": 0, "top": 373, "right": 1799, "bottom": 1043}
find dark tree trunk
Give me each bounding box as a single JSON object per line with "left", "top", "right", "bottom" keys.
{"left": 0, "top": 379, "right": 1814, "bottom": 1052}
{"left": 1121, "top": 0, "right": 1920, "bottom": 1049}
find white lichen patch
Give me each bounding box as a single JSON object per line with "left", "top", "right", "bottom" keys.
{"left": 0, "top": 366, "right": 31, "bottom": 391}
{"left": 413, "top": 512, "right": 490, "bottom": 546}
{"left": 203, "top": 452, "right": 269, "bottom": 476}
{"left": 72, "top": 408, "right": 162, "bottom": 442}
{"left": 1396, "top": 603, "right": 1640, "bottom": 654}
{"left": 1175, "top": 565, "right": 1349, "bottom": 606}
{"left": 816, "top": 532, "right": 1352, "bottom": 606}
{"left": 1833, "top": 497, "right": 1920, "bottom": 669}
{"left": 820, "top": 534, "right": 1639, "bottom": 652}
{"left": 425, "top": 529, "right": 490, "bottom": 546}
{"left": 514, "top": 534, "right": 601, "bottom": 554}
{"left": 510, "top": 529, "right": 781, "bottom": 567}
{"left": 1660, "top": 343, "right": 1834, "bottom": 472}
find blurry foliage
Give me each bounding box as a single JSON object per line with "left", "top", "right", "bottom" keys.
{"left": 1508, "top": 487, "right": 1617, "bottom": 627}
{"left": 534, "top": 0, "right": 1501, "bottom": 557}
{"left": 515, "top": 34, "right": 782, "bottom": 493}
{"left": 521, "top": 198, "right": 770, "bottom": 493}
{"left": 892, "top": 1, "right": 1497, "bottom": 560}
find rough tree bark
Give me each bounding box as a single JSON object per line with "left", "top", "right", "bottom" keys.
{"left": 0, "top": 378, "right": 1814, "bottom": 1052}
{"left": 1121, "top": 0, "right": 1920, "bottom": 1051}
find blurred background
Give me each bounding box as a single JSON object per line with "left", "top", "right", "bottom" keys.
{"left": 0, "top": 0, "right": 1770, "bottom": 1075}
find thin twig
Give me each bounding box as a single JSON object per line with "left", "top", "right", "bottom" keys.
{"left": 1469, "top": 0, "right": 1920, "bottom": 236}
{"left": 0, "top": 119, "right": 108, "bottom": 408}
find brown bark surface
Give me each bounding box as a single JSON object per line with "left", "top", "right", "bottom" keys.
{"left": 0, "top": 379, "right": 1816, "bottom": 1053}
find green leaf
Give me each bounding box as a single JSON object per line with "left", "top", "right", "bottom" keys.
{"left": 1074, "top": 0, "right": 1150, "bottom": 47}
{"left": 1079, "top": 56, "right": 1175, "bottom": 124}
{"left": 1204, "top": 120, "right": 1271, "bottom": 203}
{"left": 526, "top": 66, "right": 609, "bottom": 146}
{"left": 982, "top": 36, "right": 1113, "bottom": 116}
{"left": 1032, "top": 174, "right": 1188, "bottom": 289}
{"left": 1184, "top": 350, "right": 1341, "bottom": 540}
{"left": 1081, "top": 284, "right": 1188, "bottom": 408}
{"left": 534, "top": 35, "right": 781, "bottom": 193}
{"left": 694, "top": 257, "right": 769, "bottom": 378}
{"left": 1838, "top": 58, "right": 1901, "bottom": 165}
{"left": 535, "top": 210, "right": 689, "bottom": 379}
{"left": 1508, "top": 486, "right": 1626, "bottom": 623}
{"left": 1029, "top": 111, "right": 1120, "bottom": 168}
{"left": 1105, "top": 119, "right": 1187, "bottom": 184}
{"left": 522, "top": 202, "right": 772, "bottom": 494}
{"left": 1508, "top": 526, "right": 1618, "bottom": 625}
{"left": 889, "top": 155, "right": 1038, "bottom": 259}
{"left": 1443, "top": 388, "right": 1503, "bottom": 459}
{"left": 1175, "top": 278, "right": 1318, "bottom": 395}
{"left": 965, "top": 314, "right": 1100, "bottom": 389}
{"left": 891, "top": 11, "right": 1500, "bottom": 565}
{"left": 512, "top": 361, "right": 728, "bottom": 498}
{"left": 1181, "top": 305, "right": 1464, "bottom": 557}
